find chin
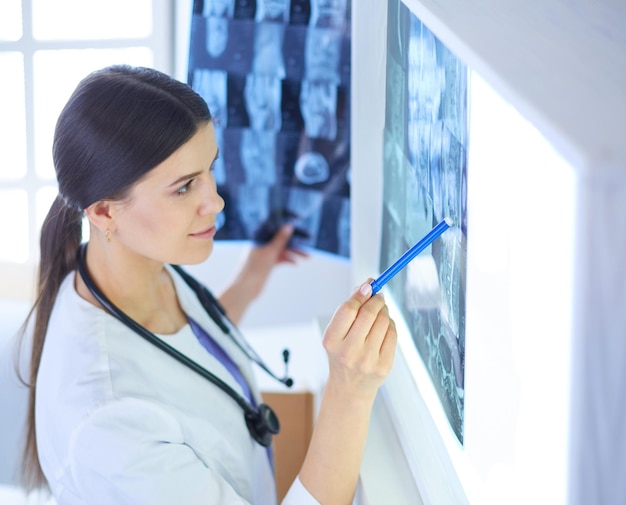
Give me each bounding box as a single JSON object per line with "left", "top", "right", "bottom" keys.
{"left": 171, "top": 243, "right": 214, "bottom": 266}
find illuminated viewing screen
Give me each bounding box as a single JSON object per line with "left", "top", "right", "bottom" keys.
{"left": 382, "top": 0, "right": 468, "bottom": 442}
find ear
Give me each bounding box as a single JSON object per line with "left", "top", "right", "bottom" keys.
{"left": 84, "top": 200, "right": 115, "bottom": 234}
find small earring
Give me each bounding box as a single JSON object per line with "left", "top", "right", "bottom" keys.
{"left": 105, "top": 230, "right": 112, "bottom": 243}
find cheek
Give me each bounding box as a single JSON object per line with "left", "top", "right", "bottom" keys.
{"left": 119, "top": 203, "right": 183, "bottom": 243}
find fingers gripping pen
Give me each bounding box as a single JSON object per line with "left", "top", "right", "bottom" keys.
{"left": 370, "top": 217, "right": 453, "bottom": 295}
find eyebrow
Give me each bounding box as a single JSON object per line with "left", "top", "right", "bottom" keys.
{"left": 167, "top": 149, "right": 220, "bottom": 188}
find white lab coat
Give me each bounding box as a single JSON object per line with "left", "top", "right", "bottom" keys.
{"left": 35, "top": 268, "right": 318, "bottom": 505}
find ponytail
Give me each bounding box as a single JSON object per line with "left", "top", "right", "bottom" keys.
{"left": 19, "top": 195, "right": 82, "bottom": 490}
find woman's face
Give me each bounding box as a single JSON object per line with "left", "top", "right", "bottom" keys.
{"left": 109, "top": 122, "right": 224, "bottom": 266}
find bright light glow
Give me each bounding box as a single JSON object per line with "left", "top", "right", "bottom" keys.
{"left": 0, "top": 0, "right": 22, "bottom": 41}
{"left": 0, "top": 190, "right": 29, "bottom": 262}
{"left": 32, "top": 0, "right": 152, "bottom": 40}
{"left": 465, "top": 72, "right": 574, "bottom": 505}
{"left": 0, "top": 52, "right": 27, "bottom": 181}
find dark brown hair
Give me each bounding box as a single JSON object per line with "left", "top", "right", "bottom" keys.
{"left": 18, "top": 65, "right": 211, "bottom": 489}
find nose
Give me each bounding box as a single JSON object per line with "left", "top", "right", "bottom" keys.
{"left": 197, "top": 174, "right": 225, "bottom": 216}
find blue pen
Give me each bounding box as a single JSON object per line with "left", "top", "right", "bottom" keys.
{"left": 370, "top": 217, "right": 453, "bottom": 295}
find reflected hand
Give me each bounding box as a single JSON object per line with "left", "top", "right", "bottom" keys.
{"left": 219, "top": 224, "right": 309, "bottom": 324}
{"left": 243, "top": 223, "right": 309, "bottom": 300}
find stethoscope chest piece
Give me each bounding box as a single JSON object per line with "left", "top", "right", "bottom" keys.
{"left": 245, "top": 403, "right": 280, "bottom": 447}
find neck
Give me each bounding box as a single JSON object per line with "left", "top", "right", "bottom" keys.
{"left": 75, "top": 239, "right": 187, "bottom": 334}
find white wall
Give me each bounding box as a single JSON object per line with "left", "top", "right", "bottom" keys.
{"left": 183, "top": 242, "right": 350, "bottom": 328}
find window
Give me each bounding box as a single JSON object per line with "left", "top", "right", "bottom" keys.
{"left": 0, "top": 0, "right": 173, "bottom": 299}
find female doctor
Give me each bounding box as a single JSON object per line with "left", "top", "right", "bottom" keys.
{"left": 20, "top": 65, "right": 397, "bottom": 505}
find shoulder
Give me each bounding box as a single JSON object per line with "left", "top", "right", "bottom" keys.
{"left": 50, "top": 270, "right": 98, "bottom": 328}
{"left": 45, "top": 271, "right": 120, "bottom": 367}
{"left": 37, "top": 272, "right": 121, "bottom": 419}
{"left": 44, "top": 271, "right": 110, "bottom": 373}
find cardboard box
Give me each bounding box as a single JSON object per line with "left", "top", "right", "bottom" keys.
{"left": 262, "top": 391, "right": 315, "bottom": 501}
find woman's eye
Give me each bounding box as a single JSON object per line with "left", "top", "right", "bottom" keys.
{"left": 176, "top": 179, "right": 194, "bottom": 195}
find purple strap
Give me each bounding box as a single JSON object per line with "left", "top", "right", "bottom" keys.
{"left": 187, "top": 316, "right": 256, "bottom": 407}
{"left": 187, "top": 316, "right": 274, "bottom": 470}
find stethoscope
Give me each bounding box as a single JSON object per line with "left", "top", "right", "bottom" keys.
{"left": 76, "top": 243, "right": 293, "bottom": 447}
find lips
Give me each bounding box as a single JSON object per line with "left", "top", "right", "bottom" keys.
{"left": 190, "top": 225, "right": 217, "bottom": 238}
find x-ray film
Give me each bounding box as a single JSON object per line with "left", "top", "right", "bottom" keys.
{"left": 382, "top": 0, "right": 468, "bottom": 443}
{"left": 188, "top": 0, "right": 352, "bottom": 257}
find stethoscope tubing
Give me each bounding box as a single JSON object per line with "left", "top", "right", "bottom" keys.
{"left": 76, "top": 245, "right": 254, "bottom": 413}
{"left": 172, "top": 264, "right": 293, "bottom": 388}
{"left": 75, "top": 243, "right": 285, "bottom": 446}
